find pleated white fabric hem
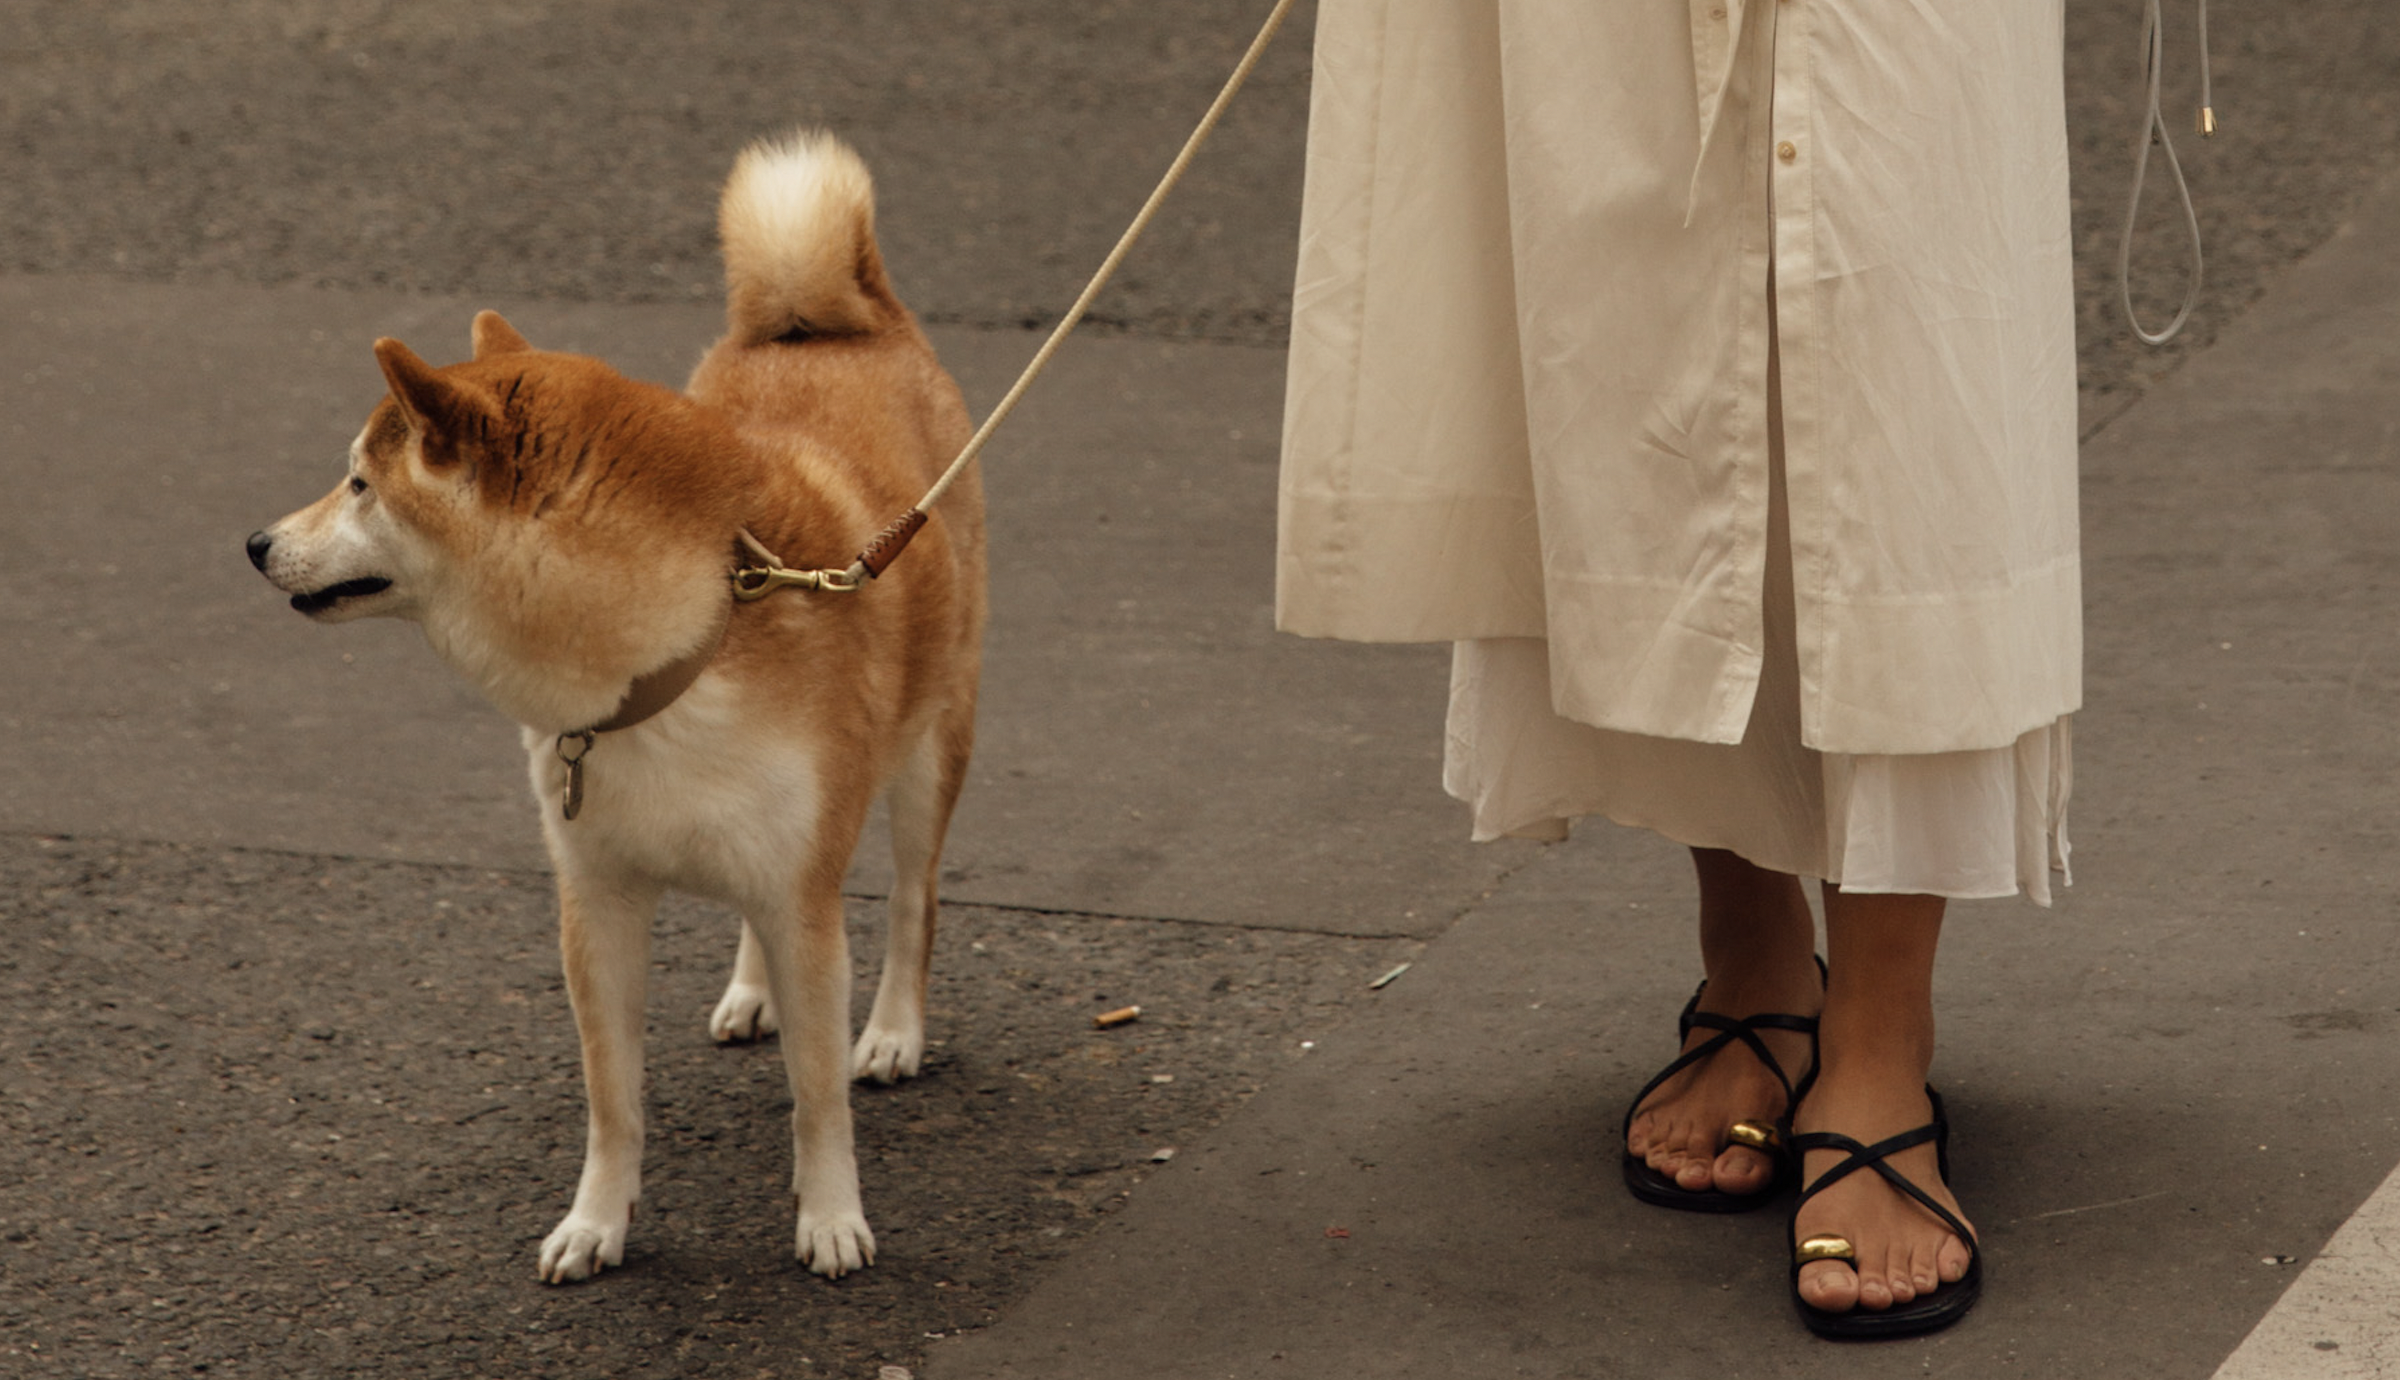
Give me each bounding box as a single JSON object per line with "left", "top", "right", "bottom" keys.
{"left": 1443, "top": 636, "right": 2072, "bottom": 906}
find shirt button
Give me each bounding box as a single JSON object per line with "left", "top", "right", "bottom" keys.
{"left": 1776, "top": 140, "right": 1798, "bottom": 162}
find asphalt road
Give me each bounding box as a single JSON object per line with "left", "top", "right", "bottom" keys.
{"left": 3, "top": 0, "right": 2397, "bottom": 407}
{"left": 6, "top": 3, "right": 2400, "bottom": 1378}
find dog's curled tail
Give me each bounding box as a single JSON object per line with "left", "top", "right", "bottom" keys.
{"left": 720, "top": 130, "right": 891, "bottom": 344}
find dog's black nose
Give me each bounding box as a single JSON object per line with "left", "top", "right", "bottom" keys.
{"left": 245, "top": 530, "right": 274, "bottom": 572}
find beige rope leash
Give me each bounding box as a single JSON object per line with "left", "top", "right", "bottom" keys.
{"left": 754, "top": 0, "right": 1300, "bottom": 595}
{"left": 2118, "top": 0, "right": 2216, "bottom": 346}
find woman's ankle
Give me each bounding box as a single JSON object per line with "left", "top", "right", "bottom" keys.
{"left": 1690, "top": 849, "right": 1819, "bottom": 996}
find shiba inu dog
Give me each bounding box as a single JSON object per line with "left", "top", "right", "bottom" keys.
{"left": 246, "top": 131, "right": 984, "bottom": 1282}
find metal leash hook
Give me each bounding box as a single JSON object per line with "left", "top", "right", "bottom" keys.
{"left": 730, "top": 525, "right": 861, "bottom": 600}
{"left": 732, "top": 564, "right": 859, "bottom": 599}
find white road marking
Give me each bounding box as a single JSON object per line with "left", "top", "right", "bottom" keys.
{"left": 2212, "top": 1160, "right": 2400, "bottom": 1378}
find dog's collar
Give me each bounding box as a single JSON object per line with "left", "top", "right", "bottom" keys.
{"left": 589, "top": 606, "right": 730, "bottom": 737}
{"left": 550, "top": 544, "right": 749, "bottom": 820}
{"left": 552, "top": 603, "right": 729, "bottom": 821}
{"left": 552, "top": 526, "right": 837, "bottom": 820}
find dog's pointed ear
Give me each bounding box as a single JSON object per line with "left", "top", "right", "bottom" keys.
{"left": 470, "top": 310, "right": 534, "bottom": 359}
{"left": 374, "top": 336, "right": 447, "bottom": 426}
{"left": 374, "top": 337, "right": 492, "bottom": 465}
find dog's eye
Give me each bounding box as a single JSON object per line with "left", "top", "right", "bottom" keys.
{"left": 348, "top": 476, "right": 369, "bottom": 496}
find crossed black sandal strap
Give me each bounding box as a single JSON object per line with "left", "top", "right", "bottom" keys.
{"left": 1789, "top": 1120, "right": 1977, "bottom": 1269}
{"left": 1621, "top": 1007, "right": 1820, "bottom": 1141}
{"left": 1672, "top": 956, "right": 1830, "bottom": 1043}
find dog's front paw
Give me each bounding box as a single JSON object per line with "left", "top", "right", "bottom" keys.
{"left": 850, "top": 1022, "right": 924, "bottom": 1085}
{"left": 796, "top": 1209, "right": 876, "bottom": 1278}
{"left": 538, "top": 1213, "right": 627, "bottom": 1284}
{"left": 709, "top": 982, "right": 779, "bottom": 1043}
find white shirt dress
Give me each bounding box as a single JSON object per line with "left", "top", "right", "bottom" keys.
{"left": 1275, "top": 0, "right": 2080, "bottom": 902}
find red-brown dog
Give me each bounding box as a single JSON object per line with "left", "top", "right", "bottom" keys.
{"left": 248, "top": 131, "right": 984, "bottom": 1281}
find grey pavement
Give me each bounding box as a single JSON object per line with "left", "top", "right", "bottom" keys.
{"left": 919, "top": 165, "right": 2400, "bottom": 1378}
{"left": 8, "top": 2, "right": 2400, "bottom": 1377}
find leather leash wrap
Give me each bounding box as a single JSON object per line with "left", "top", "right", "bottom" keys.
{"left": 856, "top": 509, "right": 927, "bottom": 579}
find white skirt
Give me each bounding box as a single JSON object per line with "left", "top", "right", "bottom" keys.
{"left": 1445, "top": 641, "right": 2071, "bottom": 905}
{"left": 1442, "top": 379, "right": 2072, "bottom": 906}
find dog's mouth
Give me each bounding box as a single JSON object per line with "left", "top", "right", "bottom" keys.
{"left": 290, "top": 576, "right": 393, "bottom": 614}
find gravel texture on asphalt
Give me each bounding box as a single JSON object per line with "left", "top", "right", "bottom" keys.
{"left": 3, "top": 1, "right": 2398, "bottom": 412}
{"left": 0, "top": 834, "right": 1418, "bottom": 1378}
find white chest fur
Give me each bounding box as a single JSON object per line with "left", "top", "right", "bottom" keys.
{"left": 524, "top": 675, "right": 822, "bottom": 910}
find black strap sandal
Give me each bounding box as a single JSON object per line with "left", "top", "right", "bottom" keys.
{"left": 1788, "top": 1086, "right": 1982, "bottom": 1339}
{"left": 1620, "top": 965, "right": 1822, "bottom": 1214}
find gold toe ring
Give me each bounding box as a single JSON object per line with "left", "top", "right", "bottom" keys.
{"left": 1727, "top": 1119, "right": 1783, "bottom": 1152}
{"left": 1794, "top": 1234, "right": 1856, "bottom": 1266}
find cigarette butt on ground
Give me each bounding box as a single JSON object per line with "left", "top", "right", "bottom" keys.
{"left": 1369, "top": 962, "right": 1412, "bottom": 990}
{"left": 1093, "top": 1005, "right": 1142, "bottom": 1029}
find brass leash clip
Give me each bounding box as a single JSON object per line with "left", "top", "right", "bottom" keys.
{"left": 731, "top": 564, "right": 859, "bottom": 600}
{"left": 732, "top": 526, "right": 862, "bottom": 599}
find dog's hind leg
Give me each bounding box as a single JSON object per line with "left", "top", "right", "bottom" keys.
{"left": 853, "top": 711, "right": 972, "bottom": 1084}
{"left": 708, "top": 920, "right": 780, "bottom": 1043}
{"left": 538, "top": 867, "right": 663, "bottom": 1284}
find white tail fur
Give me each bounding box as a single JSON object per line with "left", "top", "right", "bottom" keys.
{"left": 720, "top": 130, "right": 884, "bottom": 343}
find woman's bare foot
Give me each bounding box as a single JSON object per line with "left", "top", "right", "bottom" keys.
{"left": 1625, "top": 976, "right": 1820, "bottom": 1194}
{"left": 1793, "top": 885, "right": 1973, "bottom": 1317}
{"left": 1791, "top": 1074, "right": 1976, "bottom": 1313}
{"left": 1626, "top": 850, "right": 1821, "bottom": 1196}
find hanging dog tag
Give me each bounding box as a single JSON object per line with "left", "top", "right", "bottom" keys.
{"left": 556, "top": 731, "right": 596, "bottom": 821}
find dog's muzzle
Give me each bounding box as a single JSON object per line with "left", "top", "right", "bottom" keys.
{"left": 247, "top": 531, "right": 393, "bottom": 613}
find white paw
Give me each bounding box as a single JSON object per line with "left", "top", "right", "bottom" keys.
{"left": 537, "top": 1213, "right": 627, "bottom": 1284}
{"left": 796, "top": 1209, "right": 876, "bottom": 1278}
{"left": 709, "top": 982, "right": 779, "bottom": 1043}
{"left": 850, "top": 1023, "right": 924, "bottom": 1085}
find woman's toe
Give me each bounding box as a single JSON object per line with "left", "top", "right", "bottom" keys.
{"left": 1882, "top": 1260, "right": 1920, "bottom": 1306}
{"left": 1644, "top": 1119, "right": 1697, "bottom": 1178}
{"left": 1797, "top": 1259, "right": 1858, "bottom": 1313}
{"left": 1915, "top": 1234, "right": 1958, "bottom": 1293}
{"left": 1711, "top": 1144, "right": 1774, "bottom": 1195}
{"left": 1937, "top": 1232, "right": 1972, "bottom": 1284}
{"left": 1625, "top": 1111, "right": 1657, "bottom": 1159}
{"left": 1659, "top": 1140, "right": 1708, "bottom": 1188}
{"left": 1855, "top": 1268, "right": 1896, "bottom": 1311}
